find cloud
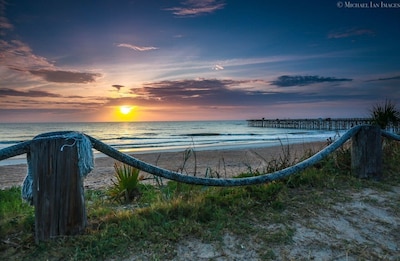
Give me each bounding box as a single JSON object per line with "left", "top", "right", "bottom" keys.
{"left": 117, "top": 43, "right": 158, "bottom": 51}
{"left": 367, "top": 75, "right": 400, "bottom": 82}
{"left": 0, "top": 88, "right": 61, "bottom": 97}
{"left": 0, "top": 7, "right": 102, "bottom": 84}
{"left": 328, "top": 28, "right": 375, "bottom": 39}
{"left": 133, "top": 79, "right": 228, "bottom": 100}
{"left": 212, "top": 64, "right": 224, "bottom": 70}
{"left": 112, "top": 84, "right": 125, "bottom": 91}
{"left": 271, "top": 75, "right": 352, "bottom": 87}
{"left": 28, "top": 69, "right": 101, "bottom": 83}
{"left": 0, "top": 16, "right": 12, "bottom": 29}
{"left": 0, "top": 40, "right": 53, "bottom": 70}
{"left": 127, "top": 78, "right": 275, "bottom": 106}
{"left": 165, "top": 0, "right": 225, "bottom": 17}
{"left": 104, "top": 77, "right": 379, "bottom": 115}
{"left": 0, "top": 0, "right": 13, "bottom": 35}
{"left": 65, "top": 95, "right": 87, "bottom": 99}
{"left": 0, "top": 40, "right": 102, "bottom": 83}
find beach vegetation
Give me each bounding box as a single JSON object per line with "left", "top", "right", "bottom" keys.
{"left": 107, "top": 163, "right": 143, "bottom": 203}
{"left": 370, "top": 99, "right": 400, "bottom": 129}
{"left": 1, "top": 140, "right": 400, "bottom": 260}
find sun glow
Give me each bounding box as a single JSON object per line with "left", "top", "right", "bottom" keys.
{"left": 119, "top": 106, "right": 134, "bottom": 115}
{"left": 115, "top": 105, "right": 137, "bottom": 121}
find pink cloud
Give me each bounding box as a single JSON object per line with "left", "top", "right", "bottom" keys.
{"left": 117, "top": 43, "right": 158, "bottom": 51}
{"left": 328, "top": 28, "right": 375, "bottom": 39}
{"left": 165, "top": 0, "right": 225, "bottom": 17}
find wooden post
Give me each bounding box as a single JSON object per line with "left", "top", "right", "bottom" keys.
{"left": 351, "top": 125, "right": 382, "bottom": 180}
{"left": 30, "top": 135, "right": 87, "bottom": 243}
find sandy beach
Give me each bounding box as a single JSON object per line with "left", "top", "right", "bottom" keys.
{"left": 0, "top": 141, "right": 326, "bottom": 190}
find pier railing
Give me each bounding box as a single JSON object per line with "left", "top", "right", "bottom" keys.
{"left": 0, "top": 125, "right": 399, "bottom": 242}
{"left": 247, "top": 118, "right": 400, "bottom": 132}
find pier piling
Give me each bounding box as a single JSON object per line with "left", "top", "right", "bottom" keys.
{"left": 247, "top": 118, "right": 377, "bottom": 131}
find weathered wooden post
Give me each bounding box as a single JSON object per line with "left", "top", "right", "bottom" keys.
{"left": 351, "top": 125, "right": 382, "bottom": 180}
{"left": 24, "top": 132, "right": 93, "bottom": 243}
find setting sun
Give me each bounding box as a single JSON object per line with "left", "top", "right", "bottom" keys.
{"left": 114, "top": 105, "right": 138, "bottom": 121}
{"left": 119, "top": 106, "right": 134, "bottom": 115}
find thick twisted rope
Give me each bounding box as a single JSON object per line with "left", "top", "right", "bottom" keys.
{"left": 87, "top": 125, "right": 363, "bottom": 186}
{"left": 382, "top": 130, "right": 400, "bottom": 141}
{"left": 2, "top": 125, "right": 398, "bottom": 187}
{"left": 0, "top": 141, "right": 31, "bottom": 161}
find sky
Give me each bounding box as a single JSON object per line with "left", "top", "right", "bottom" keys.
{"left": 0, "top": 0, "right": 399, "bottom": 122}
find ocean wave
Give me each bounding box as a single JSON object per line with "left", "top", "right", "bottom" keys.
{"left": 174, "top": 133, "right": 261, "bottom": 137}
{"left": 116, "top": 136, "right": 160, "bottom": 140}
{"left": 0, "top": 121, "right": 342, "bottom": 162}
{"left": 184, "top": 133, "right": 221, "bottom": 136}
{"left": 0, "top": 140, "right": 27, "bottom": 145}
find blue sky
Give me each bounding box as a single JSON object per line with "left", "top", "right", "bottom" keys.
{"left": 0, "top": 0, "right": 399, "bottom": 122}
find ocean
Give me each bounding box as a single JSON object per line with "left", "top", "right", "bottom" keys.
{"left": 0, "top": 121, "right": 343, "bottom": 166}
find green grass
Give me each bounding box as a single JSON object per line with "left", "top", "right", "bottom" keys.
{"left": 1, "top": 139, "right": 400, "bottom": 260}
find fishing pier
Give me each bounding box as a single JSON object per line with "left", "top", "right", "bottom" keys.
{"left": 247, "top": 118, "right": 372, "bottom": 131}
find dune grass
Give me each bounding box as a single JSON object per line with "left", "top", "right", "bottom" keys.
{"left": 1, "top": 138, "right": 399, "bottom": 260}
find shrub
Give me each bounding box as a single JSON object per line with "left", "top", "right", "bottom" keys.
{"left": 370, "top": 99, "right": 400, "bottom": 129}
{"left": 107, "top": 163, "right": 143, "bottom": 203}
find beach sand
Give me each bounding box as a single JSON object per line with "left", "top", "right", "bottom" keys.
{"left": 0, "top": 141, "right": 326, "bottom": 190}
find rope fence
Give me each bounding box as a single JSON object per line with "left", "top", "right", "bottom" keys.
{"left": 0, "top": 124, "right": 399, "bottom": 242}
{"left": 87, "top": 125, "right": 361, "bottom": 186}
{"left": 0, "top": 125, "right": 399, "bottom": 186}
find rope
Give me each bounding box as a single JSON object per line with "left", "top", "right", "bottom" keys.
{"left": 382, "top": 130, "right": 400, "bottom": 141}
{"left": 0, "top": 125, "right": 398, "bottom": 188}
{"left": 60, "top": 138, "right": 77, "bottom": 151}
{"left": 0, "top": 140, "right": 31, "bottom": 161}
{"left": 87, "top": 125, "right": 363, "bottom": 187}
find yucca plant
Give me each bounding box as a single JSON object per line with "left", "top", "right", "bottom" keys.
{"left": 370, "top": 99, "right": 400, "bottom": 129}
{"left": 108, "top": 163, "right": 143, "bottom": 203}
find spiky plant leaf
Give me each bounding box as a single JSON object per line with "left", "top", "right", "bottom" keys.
{"left": 370, "top": 99, "right": 400, "bottom": 129}
{"left": 108, "top": 163, "right": 142, "bottom": 203}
